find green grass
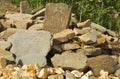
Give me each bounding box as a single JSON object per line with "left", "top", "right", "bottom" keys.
{"left": 8, "top": 0, "right": 120, "bottom": 30}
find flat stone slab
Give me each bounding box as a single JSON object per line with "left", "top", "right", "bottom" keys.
{"left": 7, "top": 30, "right": 53, "bottom": 65}
{"left": 43, "top": 3, "right": 71, "bottom": 33}
{"left": 51, "top": 51, "right": 87, "bottom": 70}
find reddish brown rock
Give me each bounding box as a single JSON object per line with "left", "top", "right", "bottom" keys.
{"left": 43, "top": 3, "right": 71, "bottom": 33}
{"left": 77, "top": 19, "right": 91, "bottom": 27}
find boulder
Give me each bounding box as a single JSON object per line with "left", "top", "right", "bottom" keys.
{"left": 8, "top": 30, "right": 53, "bottom": 66}
{"left": 87, "top": 55, "right": 116, "bottom": 76}
{"left": 0, "top": 58, "right": 7, "bottom": 69}
{"left": 51, "top": 50, "right": 87, "bottom": 70}
{"left": 43, "top": 3, "right": 71, "bottom": 33}
{"left": 62, "top": 43, "right": 80, "bottom": 50}
{"left": 28, "top": 23, "right": 43, "bottom": 30}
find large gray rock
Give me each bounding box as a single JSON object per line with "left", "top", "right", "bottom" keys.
{"left": 51, "top": 50, "right": 87, "bottom": 70}
{"left": 0, "top": 40, "right": 11, "bottom": 50}
{"left": 87, "top": 55, "right": 116, "bottom": 76}
{"left": 43, "top": 3, "right": 71, "bottom": 33}
{"left": 7, "top": 30, "right": 53, "bottom": 66}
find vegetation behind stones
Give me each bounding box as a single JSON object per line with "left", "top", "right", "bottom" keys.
{"left": 8, "top": 0, "right": 120, "bottom": 30}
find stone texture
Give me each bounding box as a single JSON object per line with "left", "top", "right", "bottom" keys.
{"left": 97, "top": 37, "right": 106, "bottom": 45}
{"left": 0, "top": 49, "right": 14, "bottom": 61}
{"left": 78, "top": 32, "right": 97, "bottom": 44}
{"left": 77, "top": 19, "right": 91, "bottom": 27}
{"left": 48, "top": 74, "right": 64, "bottom": 79}
{"left": 51, "top": 51, "right": 87, "bottom": 70}
{"left": 28, "top": 23, "right": 43, "bottom": 30}
{"left": 115, "top": 69, "right": 120, "bottom": 79}
{"left": 43, "top": 3, "right": 71, "bottom": 33}
{"left": 9, "top": 13, "right": 33, "bottom": 29}
{"left": 17, "top": 54, "right": 47, "bottom": 67}
{"left": 0, "top": 28, "right": 19, "bottom": 40}
{"left": 7, "top": 30, "right": 53, "bottom": 66}
{"left": 90, "top": 22, "right": 107, "bottom": 33}
{"left": 62, "top": 43, "right": 80, "bottom": 50}
{"left": 0, "top": 58, "right": 7, "bottom": 69}
{"left": 87, "top": 55, "right": 116, "bottom": 76}
{"left": 53, "top": 29, "right": 75, "bottom": 43}
{"left": 107, "top": 29, "right": 116, "bottom": 37}
{"left": 0, "top": 40, "right": 11, "bottom": 50}
{"left": 66, "top": 70, "right": 76, "bottom": 79}
{"left": 20, "top": 1, "right": 31, "bottom": 14}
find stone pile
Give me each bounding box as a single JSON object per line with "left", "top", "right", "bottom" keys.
{"left": 0, "top": 1, "right": 120, "bottom": 79}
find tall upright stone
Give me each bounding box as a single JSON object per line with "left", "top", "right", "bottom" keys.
{"left": 20, "top": 1, "right": 31, "bottom": 14}
{"left": 43, "top": 3, "right": 71, "bottom": 33}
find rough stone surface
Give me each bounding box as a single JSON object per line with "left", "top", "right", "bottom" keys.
{"left": 0, "top": 58, "right": 7, "bottom": 69}
{"left": 77, "top": 19, "right": 91, "bottom": 27}
{"left": 0, "top": 49, "right": 14, "bottom": 61}
{"left": 43, "top": 3, "right": 71, "bottom": 33}
{"left": 0, "top": 40, "right": 11, "bottom": 50}
{"left": 53, "top": 29, "right": 75, "bottom": 43}
{"left": 9, "top": 13, "right": 33, "bottom": 29}
{"left": 7, "top": 30, "right": 52, "bottom": 66}
{"left": 62, "top": 43, "right": 80, "bottom": 50}
{"left": 66, "top": 70, "right": 76, "bottom": 79}
{"left": 78, "top": 32, "right": 97, "bottom": 44}
{"left": 90, "top": 22, "right": 107, "bottom": 33}
{"left": 0, "top": 22, "right": 4, "bottom": 32}
{"left": 115, "top": 69, "right": 120, "bottom": 79}
{"left": 87, "top": 55, "right": 116, "bottom": 76}
{"left": 48, "top": 74, "right": 64, "bottom": 79}
{"left": 17, "top": 54, "right": 47, "bottom": 67}
{"left": 28, "top": 23, "right": 43, "bottom": 30}
{"left": 0, "top": 28, "right": 19, "bottom": 40}
{"left": 20, "top": 1, "right": 31, "bottom": 14}
{"left": 51, "top": 50, "right": 87, "bottom": 70}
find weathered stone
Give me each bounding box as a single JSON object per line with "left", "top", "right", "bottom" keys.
{"left": 51, "top": 51, "right": 87, "bottom": 70}
{"left": 20, "top": 1, "right": 31, "bottom": 14}
{"left": 0, "top": 58, "right": 7, "bottom": 69}
{"left": 97, "top": 37, "right": 106, "bottom": 45}
{"left": 7, "top": 30, "right": 53, "bottom": 65}
{"left": 0, "top": 28, "right": 19, "bottom": 40}
{"left": 115, "top": 69, "right": 120, "bottom": 79}
{"left": 28, "top": 23, "right": 43, "bottom": 30}
{"left": 0, "top": 20, "right": 11, "bottom": 29}
{"left": 107, "top": 29, "right": 116, "bottom": 37}
{"left": 79, "top": 46, "right": 102, "bottom": 56}
{"left": 73, "top": 27, "right": 91, "bottom": 35}
{"left": 87, "top": 55, "right": 116, "bottom": 76}
{"left": 48, "top": 74, "right": 64, "bottom": 79}
{"left": 32, "top": 8, "right": 45, "bottom": 19}
{"left": 66, "top": 70, "right": 76, "bottom": 79}
{"left": 9, "top": 13, "right": 33, "bottom": 29}
{"left": 31, "top": 5, "right": 44, "bottom": 14}
{"left": 90, "top": 22, "right": 107, "bottom": 33}
{"left": 62, "top": 43, "right": 80, "bottom": 50}
{"left": 0, "top": 40, "right": 11, "bottom": 50}
{"left": 43, "top": 3, "right": 71, "bottom": 33}
{"left": 77, "top": 19, "right": 91, "bottom": 27}
{"left": 53, "top": 29, "right": 75, "bottom": 43}
{"left": 17, "top": 54, "right": 47, "bottom": 67}
{"left": 0, "top": 49, "right": 14, "bottom": 61}
{"left": 78, "top": 32, "right": 97, "bottom": 44}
